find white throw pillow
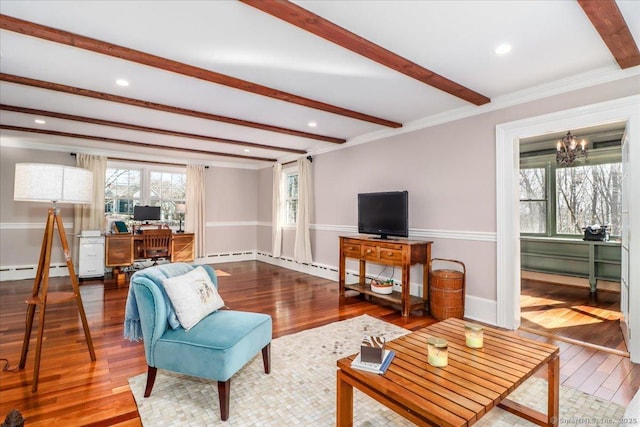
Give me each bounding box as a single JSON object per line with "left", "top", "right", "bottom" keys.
{"left": 162, "top": 266, "right": 225, "bottom": 330}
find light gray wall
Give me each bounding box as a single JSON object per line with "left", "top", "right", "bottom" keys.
{"left": 0, "top": 147, "right": 260, "bottom": 271}
{"left": 205, "top": 166, "right": 258, "bottom": 254}
{"left": 2, "top": 75, "right": 638, "bottom": 293}
{"left": 0, "top": 147, "right": 77, "bottom": 267}
{"left": 258, "top": 75, "right": 640, "bottom": 302}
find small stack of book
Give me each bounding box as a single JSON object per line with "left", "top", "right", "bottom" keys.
{"left": 350, "top": 349, "right": 395, "bottom": 374}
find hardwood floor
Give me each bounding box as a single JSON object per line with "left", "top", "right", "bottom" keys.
{"left": 521, "top": 278, "right": 626, "bottom": 351}
{"left": 0, "top": 261, "right": 637, "bottom": 426}
{"left": 519, "top": 278, "right": 638, "bottom": 406}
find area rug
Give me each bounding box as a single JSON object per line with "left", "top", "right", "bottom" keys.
{"left": 129, "top": 315, "right": 626, "bottom": 426}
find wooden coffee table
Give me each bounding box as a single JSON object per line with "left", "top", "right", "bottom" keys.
{"left": 336, "top": 318, "right": 559, "bottom": 426}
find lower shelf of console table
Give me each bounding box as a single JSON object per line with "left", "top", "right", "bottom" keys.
{"left": 343, "top": 282, "right": 427, "bottom": 313}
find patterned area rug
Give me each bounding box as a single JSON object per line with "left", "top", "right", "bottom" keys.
{"left": 129, "top": 315, "right": 626, "bottom": 426}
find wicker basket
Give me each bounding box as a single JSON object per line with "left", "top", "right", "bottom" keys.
{"left": 429, "top": 258, "right": 466, "bottom": 321}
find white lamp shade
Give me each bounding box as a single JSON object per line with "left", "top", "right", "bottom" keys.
{"left": 175, "top": 203, "right": 187, "bottom": 214}
{"left": 14, "top": 163, "right": 94, "bottom": 204}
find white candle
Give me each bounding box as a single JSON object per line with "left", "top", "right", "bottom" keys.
{"left": 465, "top": 323, "right": 484, "bottom": 348}
{"left": 427, "top": 337, "right": 448, "bottom": 367}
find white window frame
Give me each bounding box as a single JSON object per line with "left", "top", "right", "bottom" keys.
{"left": 520, "top": 148, "right": 622, "bottom": 237}
{"left": 105, "top": 161, "right": 186, "bottom": 227}
{"left": 282, "top": 166, "right": 299, "bottom": 227}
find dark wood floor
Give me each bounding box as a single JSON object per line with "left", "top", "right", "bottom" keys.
{"left": 0, "top": 261, "right": 637, "bottom": 426}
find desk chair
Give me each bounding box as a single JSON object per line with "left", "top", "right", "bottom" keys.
{"left": 142, "top": 229, "right": 172, "bottom": 265}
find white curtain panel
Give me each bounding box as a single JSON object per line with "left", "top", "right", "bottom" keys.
{"left": 186, "top": 164, "right": 206, "bottom": 258}
{"left": 294, "top": 157, "right": 313, "bottom": 264}
{"left": 272, "top": 163, "right": 283, "bottom": 258}
{"left": 73, "top": 154, "right": 106, "bottom": 264}
{"left": 73, "top": 154, "right": 106, "bottom": 234}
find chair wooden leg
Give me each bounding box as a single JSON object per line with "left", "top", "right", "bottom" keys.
{"left": 262, "top": 343, "right": 271, "bottom": 374}
{"left": 144, "top": 366, "right": 158, "bottom": 397}
{"left": 217, "top": 379, "right": 230, "bottom": 421}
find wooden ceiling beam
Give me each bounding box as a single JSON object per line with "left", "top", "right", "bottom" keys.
{"left": 0, "top": 104, "right": 307, "bottom": 155}
{"left": 240, "top": 0, "right": 490, "bottom": 106}
{"left": 0, "top": 125, "right": 277, "bottom": 162}
{"left": 578, "top": 0, "right": 640, "bottom": 69}
{"left": 0, "top": 73, "right": 345, "bottom": 144}
{"left": 0, "top": 14, "right": 401, "bottom": 128}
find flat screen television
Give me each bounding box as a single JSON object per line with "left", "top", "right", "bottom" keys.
{"left": 133, "top": 205, "right": 161, "bottom": 222}
{"left": 358, "top": 191, "right": 409, "bottom": 239}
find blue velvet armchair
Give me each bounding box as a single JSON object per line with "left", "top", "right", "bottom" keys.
{"left": 126, "top": 263, "right": 272, "bottom": 421}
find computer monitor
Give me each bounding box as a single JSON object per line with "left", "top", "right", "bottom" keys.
{"left": 133, "top": 205, "right": 161, "bottom": 222}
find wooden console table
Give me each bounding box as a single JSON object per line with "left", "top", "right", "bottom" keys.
{"left": 105, "top": 232, "right": 195, "bottom": 285}
{"left": 339, "top": 235, "right": 432, "bottom": 317}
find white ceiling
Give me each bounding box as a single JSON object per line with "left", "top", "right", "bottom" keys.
{"left": 1, "top": 0, "right": 639, "bottom": 168}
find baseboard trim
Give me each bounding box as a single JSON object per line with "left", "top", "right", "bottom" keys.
{"left": 463, "top": 295, "right": 498, "bottom": 326}
{"left": 0, "top": 264, "right": 71, "bottom": 281}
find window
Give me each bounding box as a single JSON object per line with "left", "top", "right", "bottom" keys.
{"left": 105, "top": 163, "right": 186, "bottom": 227}
{"left": 284, "top": 169, "right": 298, "bottom": 225}
{"left": 105, "top": 168, "right": 141, "bottom": 216}
{"left": 519, "top": 147, "right": 621, "bottom": 237}
{"left": 556, "top": 163, "right": 621, "bottom": 236}
{"left": 519, "top": 167, "right": 546, "bottom": 233}
{"left": 150, "top": 171, "right": 187, "bottom": 224}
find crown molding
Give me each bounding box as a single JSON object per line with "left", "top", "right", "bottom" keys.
{"left": 301, "top": 65, "right": 640, "bottom": 164}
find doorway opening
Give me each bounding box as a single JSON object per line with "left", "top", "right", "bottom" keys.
{"left": 518, "top": 124, "right": 625, "bottom": 353}
{"left": 495, "top": 94, "right": 639, "bottom": 363}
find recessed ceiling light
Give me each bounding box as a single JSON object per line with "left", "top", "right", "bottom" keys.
{"left": 307, "top": 121, "right": 317, "bottom": 128}
{"left": 34, "top": 119, "right": 46, "bottom": 124}
{"left": 115, "top": 79, "right": 130, "bottom": 87}
{"left": 243, "top": 149, "right": 250, "bottom": 153}
{"left": 495, "top": 43, "right": 512, "bottom": 55}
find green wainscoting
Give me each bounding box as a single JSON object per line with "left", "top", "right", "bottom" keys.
{"left": 520, "top": 236, "right": 621, "bottom": 292}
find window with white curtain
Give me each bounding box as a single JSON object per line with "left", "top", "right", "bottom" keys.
{"left": 105, "top": 162, "right": 186, "bottom": 226}
{"left": 284, "top": 168, "right": 299, "bottom": 225}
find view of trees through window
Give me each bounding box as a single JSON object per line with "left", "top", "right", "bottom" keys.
{"left": 105, "top": 168, "right": 140, "bottom": 215}
{"left": 105, "top": 167, "right": 186, "bottom": 226}
{"left": 285, "top": 172, "right": 298, "bottom": 225}
{"left": 556, "top": 163, "right": 621, "bottom": 235}
{"left": 520, "top": 168, "right": 546, "bottom": 233}
{"left": 150, "top": 171, "right": 187, "bottom": 224}
{"left": 520, "top": 161, "right": 622, "bottom": 237}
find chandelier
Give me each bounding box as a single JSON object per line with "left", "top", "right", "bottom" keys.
{"left": 556, "top": 131, "right": 587, "bottom": 167}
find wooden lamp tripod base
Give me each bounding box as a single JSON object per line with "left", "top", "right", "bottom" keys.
{"left": 18, "top": 207, "right": 96, "bottom": 392}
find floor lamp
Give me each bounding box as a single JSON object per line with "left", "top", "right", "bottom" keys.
{"left": 13, "top": 163, "right": 96, "bottom": 392}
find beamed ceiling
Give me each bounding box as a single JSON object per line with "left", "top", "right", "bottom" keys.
{"left": 0, "top": 0, "right": 639, "bottom": 168}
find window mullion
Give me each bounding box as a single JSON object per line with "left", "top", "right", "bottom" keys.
{"left": 547, "top": 162, "right": 556, "bottom": 237}
{"left": 141, "top": 168, "right": 150, "bottom": 205}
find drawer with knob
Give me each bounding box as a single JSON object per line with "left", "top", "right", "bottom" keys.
{"left": 361, "top": 245, "right": 378, "bottom": 261}
{"left": 342, "top": 241, "right": 361, "bottom": 258}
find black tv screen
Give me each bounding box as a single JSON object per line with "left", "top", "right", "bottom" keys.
{"left": 133, "top": 205, "right": 161, "bottom": 222}
{"left": 358, "top": 191, "right": 409, "bottom": 239}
